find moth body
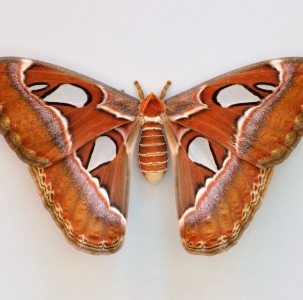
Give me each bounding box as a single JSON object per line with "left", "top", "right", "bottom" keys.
{"left": 138, "top": 93, "right": 168, "bottom": 184}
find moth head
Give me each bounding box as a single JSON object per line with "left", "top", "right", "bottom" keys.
{"left": 134, "top": 80, "right": 171, "bottom": 117}
{"left": 140, "top": 93, "right": 166, "bottom": 117}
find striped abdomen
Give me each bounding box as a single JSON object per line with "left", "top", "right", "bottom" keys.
{"left": 139, "top": 122, "right": 168, "bottom": 184}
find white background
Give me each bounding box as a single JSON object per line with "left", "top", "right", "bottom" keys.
{"left": 1, "top": 1, "right": 303, "bottom": 299}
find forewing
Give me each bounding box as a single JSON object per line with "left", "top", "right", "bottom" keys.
{"left": 0, "top": 57, "right": 139, "bottom": 167}
{"left": 165, "top": 57, "right": 303, "bottom": 168}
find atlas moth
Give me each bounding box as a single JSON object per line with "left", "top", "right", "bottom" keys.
{"left": 0, "top": 57, "right": 302, "bottom": 255}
